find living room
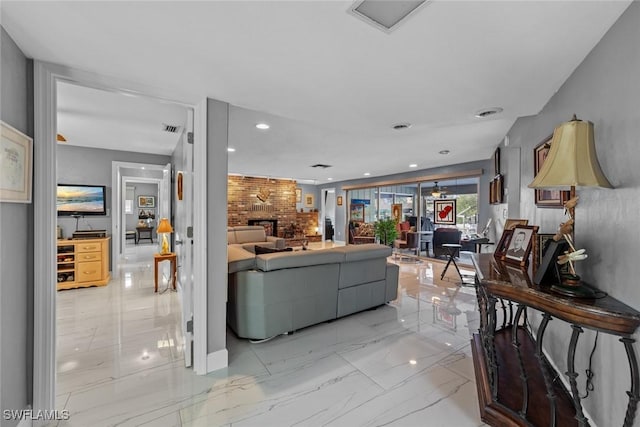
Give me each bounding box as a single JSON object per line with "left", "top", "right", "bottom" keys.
{"left": 2, "top": 2, "right": 640, "bottom": 426}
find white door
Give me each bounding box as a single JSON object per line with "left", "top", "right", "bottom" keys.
{"left": 175, "top": 109, "right": 194, "bottom": 367}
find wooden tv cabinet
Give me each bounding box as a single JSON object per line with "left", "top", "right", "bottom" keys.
{"left": 56, "top": 237, "right": 111, "bottom": 290}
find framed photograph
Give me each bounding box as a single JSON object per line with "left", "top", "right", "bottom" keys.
{"left": 350, "top": 203, "right": 365, "bottom": 223}
{"left": 494, "top": 229, "right": 513, "bottom": 259}
{"left": 295, "top": 188, "right": 302, "bottom": 203}
{"left": 0, "top": 121, "right": 33, "bottom": 203}
{"left": 493, "top": 147, "right": 501, "bottom": 175}
{"left": 304, "top": 193, "right": 314, "bottom": 207}
{"left": 489, "top": 174, "right": 503, "bottom": 204}
{"left": 534, "top": 233, "right": 555, "bottom": 270}
{"left": 534, "top": 136, "right": 571, "bottom": 208}
{"left": 503, "top": 225, "right": 539, "bottom": 267}
{"left": 533, "top": 238, "right": 570, "bottom": 285}
{"left": 434, "top": 199, "right": 456, "bottom": 225}
{"left": 337, "top": 195, "right": 343, "bottom": 206}
{"left": 138, "top": 195, "right": 155, "bottom": 208}
{"left": 504, "top": 218, "right": 528, "bottom": 230}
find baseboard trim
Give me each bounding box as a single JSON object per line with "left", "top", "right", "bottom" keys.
{"left": 206, "top": 348, "right": 228, "bottom": 373}
{"left": 17, "top": 410, "right": 32, "bottom": 427}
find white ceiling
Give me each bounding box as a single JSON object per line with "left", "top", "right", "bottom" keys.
{"left": 1, "top": 1, "right": 631, "bottom": 183}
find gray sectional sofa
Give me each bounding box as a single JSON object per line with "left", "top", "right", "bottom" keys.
{"left": 227, "top": 243, "right": 399, "bottom": 340}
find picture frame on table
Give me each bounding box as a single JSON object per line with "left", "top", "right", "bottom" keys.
{"left": 434, "top": 199, "right": 456, "bottom": 225}
{"left": 534, "top": 135, "right": 571, "bottom": 208}
{"left": 504, "top": 218, "right": 528, "bottom": 230}
{"left": 503, "top": 225, "right": 539, "bottom": 267}
{"left": 0, "top": 121, "right": 33, "bottom": 203}
{"left": 494, "top": 229, "right": 513, "bottom": 259}
{"left": 534, "top": 233, "right": 556, "bottom": 270}
{"left": 138, "top": 195, "right": 155, "bottom": 208}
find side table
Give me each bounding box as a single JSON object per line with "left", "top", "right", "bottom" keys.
{"left": 440, "top": 243, "right": 463, "bottom": 281}
{"left": 154, "top": 252, "right": 177, "bottom": 293}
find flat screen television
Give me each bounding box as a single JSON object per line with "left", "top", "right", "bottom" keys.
{"left": 57, "top": 184, "right": 107, "bottom": 216}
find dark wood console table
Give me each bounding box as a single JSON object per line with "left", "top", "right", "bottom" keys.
{"left": 471, "top": 254, "right": 640, "bottom": 427}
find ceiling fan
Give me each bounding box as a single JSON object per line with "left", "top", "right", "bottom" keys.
{"left": 431, "top": 181, "right": 447, "bottom": 198}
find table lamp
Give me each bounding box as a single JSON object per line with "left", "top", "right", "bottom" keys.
{"left": 528, "top": 115, "right": 613, "bottom": 297}
{"left": 157, "top": 218, "right": 173, "bottom": 255}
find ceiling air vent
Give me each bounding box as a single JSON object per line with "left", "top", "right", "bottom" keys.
{"left": 311, "top": 164, "right": 333, "bottom": 169}
{"left": 162, "top": 123, "right": 182, "bottom": 133}
{"left": 348, "top": 0, "right": 429, "bottom": 33}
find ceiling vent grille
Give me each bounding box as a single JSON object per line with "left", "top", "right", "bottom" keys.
{"left": 348, "top": 0, "right": 429, "bottom": 33}
{"left": 311, "top": 164, "right": 332, "bottom": 169}
{"left": 162, "top": 123, "right": 181, "bottom": 133}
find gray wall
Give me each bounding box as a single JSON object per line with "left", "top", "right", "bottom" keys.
{"left": 56, "top": 145, "right": 170, "bottom": 238}
{"left": 496, "top": 3, "right": 640, "bottom": 425}
{"left": 319, "top": 159, "right": 494, "bottom": 243}
{"left": 206, "top": 99, "right": 229, "bottom": 356}
{"left": 127, "top": 183, "right": 159, "bottom": 230}
{"left": 0, "top": 26, "right": 33, "bottom": 426}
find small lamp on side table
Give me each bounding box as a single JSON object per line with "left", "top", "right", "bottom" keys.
{"left": 157, "top": 218, "right": 173, "bottom": 255}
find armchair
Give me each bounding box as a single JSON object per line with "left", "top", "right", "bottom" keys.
{"left": 394, "top": 231, "right": 419, "bottom": 256}
{"left": 432, "top": 228, "right": 462, "bottom": 258}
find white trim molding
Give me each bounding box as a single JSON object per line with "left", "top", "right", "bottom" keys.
{"left": 207, "top": 349, "right": 229, "bottom": 373}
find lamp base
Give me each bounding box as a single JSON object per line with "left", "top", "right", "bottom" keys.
{"left": 550, "top": 281, "right": 597, "bottom": 299}
{"left": 160, "top": 233, "right": 170, "bottom": 255}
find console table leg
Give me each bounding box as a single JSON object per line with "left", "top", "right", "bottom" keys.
{"left": 512, "top": 304, "right": 529, "bottom": 419}
{"left": 621, "top": 337, "right": 640, "bottom": 427}
{"left": 487, "top": 295, "right": 499, "bottom": 399}
{"left": 536, "top": 313, "right": 557, "bottom": 427}
{"left": 567, "top": 325, "right": 589, "bottom": 427}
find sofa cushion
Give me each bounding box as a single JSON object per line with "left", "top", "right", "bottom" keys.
{"left": 234, "top": 226, "right": 267, "bottom": 244}
{"left": 228, "top": 245, "right": 256, "bottom": 273}
{"left": 255, "top": 245, "right": 293, "bottom": 255}
{"left": 227, "top": 229, "right": 237, "bottom": 244}
{"left": 256, "top": 249, "right": 344, "bottom": 272}
{"left": 332, "top": 243, "right": 392, "bottom": 261}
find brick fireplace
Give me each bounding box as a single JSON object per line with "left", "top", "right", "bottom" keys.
{"left": 248, "top": 219, "right": 278, "bottom": 237}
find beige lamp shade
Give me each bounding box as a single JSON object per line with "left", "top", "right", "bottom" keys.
{"left": 528, "top": 118, "right": 613, "bottom": 189}
{"left": 157, "top": 218, "right": 173, "bottom": 234}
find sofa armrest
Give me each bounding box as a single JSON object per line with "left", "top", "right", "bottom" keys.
{"left": 266, "top": 236, "right": 285, "bottom": 249}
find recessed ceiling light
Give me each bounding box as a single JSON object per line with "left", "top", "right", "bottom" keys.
{"left": 256, "top": 123, "right": 270, "bottom": 130}
{"left": 439, "top": 150, "right": 450, "bottom": 155}
{"left": 409, "top": 359, "right": 417, "bottom": 365}
{"left": 392, "top": 122, "right": 412, "bottom": 130}
{"left": 327, "top": 178, "right": 333, "bottom": 181}
{"left": 364, "top": 172, "right": 371, "bottom": 176}
{"left": 474, "top": 107, "right": 503, "bottom": 118}
{"left": 227, "top": 147, "right": 236, "bottom": 152}
{"left": 409, "top": 164, "right": 418, "bottom": 168}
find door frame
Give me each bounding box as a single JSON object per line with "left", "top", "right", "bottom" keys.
{"left": 33, "top": 61, "right": 209, "bottom": 414}
{"left": 112, "top": 164, "right": 166, "bottom": 268}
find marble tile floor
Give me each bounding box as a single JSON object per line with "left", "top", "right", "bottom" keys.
{"left": 55, "top": 243, "right": 486, "bottom": 427}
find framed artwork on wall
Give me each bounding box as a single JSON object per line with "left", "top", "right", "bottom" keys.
{"left": 391, "top": 203, "right": 402, "bottom": 222}
{"left": 0, "top": 121, "right": 33, "bottom": 203}
{"left": 433, "top": 199, "right": 456, "bottom": 225}
{"left": 295, "top": 188, "right": 302, "bottom": 203}
{"left": 337, "top": 195, "right": 343, "bottom": 206}
{"left": 350, "top": 203, "right": 365, "bottom": 223}
{"left": 304, "top": 194, "right": 314, "bottom": 207}
{"left": 138, "top": 195, "right": 155, "bottom": 208}
{"left": 534, "top": 135, "right": 571, "bottom": 208}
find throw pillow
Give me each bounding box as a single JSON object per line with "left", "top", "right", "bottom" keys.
{"left": 254, "top": 245, "right": 293, "bottom": 255}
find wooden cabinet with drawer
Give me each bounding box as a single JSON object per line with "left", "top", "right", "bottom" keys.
{"left": 56, "top": 237, "right": 110, "bottom": 290}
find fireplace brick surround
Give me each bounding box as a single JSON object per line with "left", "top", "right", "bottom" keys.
{"left": 228, "top": 175, "right": 318, "bottom": 237}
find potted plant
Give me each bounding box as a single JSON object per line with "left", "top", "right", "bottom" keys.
{"left": 375, "top": 218, "right": 398, "bottom": 246}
